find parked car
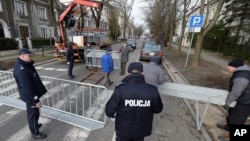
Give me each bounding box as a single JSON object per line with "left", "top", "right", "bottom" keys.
{"left": 142, "top": 40, "right": 156, "bottom": 48}
{"left": 139, "top": 44, "right": 163, "bottom": 61}
{"left": 127, "top": 38, "right": 137, "bottom": 49}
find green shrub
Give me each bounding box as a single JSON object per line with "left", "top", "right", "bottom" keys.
{"left": 0, "top": 38, "right": 18, "bottom": 51}
{"left": 31, "top": 38, "right": 55, "bottom": 49}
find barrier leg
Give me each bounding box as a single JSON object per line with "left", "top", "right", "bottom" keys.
{"left": 196, "top": 100, "right": 210, "bottom": 130}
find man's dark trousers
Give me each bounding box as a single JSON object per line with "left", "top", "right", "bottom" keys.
{"left": 227, "top": 103, "right": 250, "bottom": 126}
{"left": 26, "top": 103, "right": 40, "bottom": 135}
{"left": 120, "top": 62, "right": 126, "bottom": 74}
{"left": 68, "top": 61, "right": 74, "bottom": 76}
{"left": 116, "top": 136, "right": 144, "bottom": 141}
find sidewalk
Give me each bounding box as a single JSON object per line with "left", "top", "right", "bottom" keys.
{"left": 0, "top": 48, "right": 54, "bottom": 61}
{"left": 163, "top": 43, "right": 232, "bottom": 141}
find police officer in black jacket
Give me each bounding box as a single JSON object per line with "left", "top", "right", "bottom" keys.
{"left": 105, "top": 62, "right": 163, "bottom": 141}
{"left": 13, "top": 48, "right": 47, "bottom": 139}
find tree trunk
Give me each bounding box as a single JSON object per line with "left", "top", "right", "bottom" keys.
{"left": 191, "top": 33, "right": 203, "bottom": 67}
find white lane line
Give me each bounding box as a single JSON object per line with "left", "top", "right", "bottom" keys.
{"left": 6, "top": 116, "right": 52, "bottom": 141}
{"left": 35, "top": 67, "right": 44, "bottom": 69}
{"left": 63, "top": 127, "right": 90, "bottom": 141}
{"left": 55, "top": 68, "right": 67, "bottom": 72}
{"left": 112, "top": 132, "right": 116, "bottom": 141}
{"left": 44, "top": 68, "right": 56, "bottom": 70}
{"left": 0, "top": 108, "right": 22, "bottom": 127}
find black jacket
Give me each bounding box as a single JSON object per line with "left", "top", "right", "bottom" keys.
{"left": 105, "top": 73, "right": 163, "bottom": 138}
{"left": 66, "top": 44, "right": 74, "bottom": 62}
{"left": 13, "top": 58, "right": 47, "bottom": 104}
{"left": 229, "top": 70, "right": 250, "bottom": 104}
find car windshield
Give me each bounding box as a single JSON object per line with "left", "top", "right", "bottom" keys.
{"left": 144, "top": 40, "right": 155, "bottom": 45}
{"left": 127, "top": 39, "right": 135, "bottom": 44}
{"left": 144, "top": 45, "right": 161, "bottom": 50}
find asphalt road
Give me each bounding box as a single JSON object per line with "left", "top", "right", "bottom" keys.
{"left": 0, "top": 38, "right": 210, "bottom": 141}
{"left": 0, "top": 38, "right": 170, "bottom": 141}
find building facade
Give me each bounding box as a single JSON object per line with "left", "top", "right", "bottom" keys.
{"left": 0, "top": 0, "right": 63, "bottom": 39}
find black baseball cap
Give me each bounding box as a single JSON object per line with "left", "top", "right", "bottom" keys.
{"left": 19, "top": 48, "right": 34, "bottom": 55}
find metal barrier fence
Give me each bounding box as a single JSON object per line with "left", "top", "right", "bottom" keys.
{"left": 0, "top": 71, "right": 108, "bottom": 130}
{"left": 85, "top": 50, "right": 120, "bottom": 69}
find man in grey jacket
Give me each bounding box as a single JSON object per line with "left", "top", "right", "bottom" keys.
{"left": 118, "top": 41, "right": 133, "bottom": 75}
{"left": 217, "top": 58, "right": 250, "bottom": 141}
{"left": 144, "top": 57, "right": 166, "bottom": 87}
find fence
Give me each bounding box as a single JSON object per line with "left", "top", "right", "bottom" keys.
{"left": 85, "top": 50, "right": 120, "bottom": 69}
{"left": 0, "top": 71, "right": 109, "bottom": 130}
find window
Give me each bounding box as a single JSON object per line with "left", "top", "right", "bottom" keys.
{"left": 0, "top": 24, "right": 5, "bottom": 37}
{"left": 40, "top": 27, "right": 47, "bottom": 38}
{"left": 15, "top": 0, "right": 27, "bottom": 16}
{"left": 19, "top": 25, "right": 29, "bottom": 38}
{"left": 38, "top": 6, "right": 47, "bottom": 19}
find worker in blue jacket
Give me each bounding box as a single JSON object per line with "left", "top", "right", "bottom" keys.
{"left": 101, "top": 47, "right": 114, "bottom": 87}
{"left": 105, "top": 62, "right": 163, "bottom": 141}
{"left": 13, "top": 48, "right": 47, "bottom": 139}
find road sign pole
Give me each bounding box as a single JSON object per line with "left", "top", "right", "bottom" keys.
{"left": 185, "top": 15, "right": 204, "bottom": 67}
{"left": 185, "top": 28, "right": 195, "bottom": 67}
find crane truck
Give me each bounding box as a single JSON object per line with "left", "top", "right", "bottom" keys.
{"left": 54, "top": 0, "right": 110, "bottom": 61}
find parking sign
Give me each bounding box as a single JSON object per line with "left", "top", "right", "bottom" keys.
{"left": 190, "top": 16, "right": 204, "bottom": 27}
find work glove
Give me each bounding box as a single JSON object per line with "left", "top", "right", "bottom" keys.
{"left": 67, "top": 62, "right": 70, "bottom": 65}
{"left": 220, "top": 102, "right": 229, "bottom": 111}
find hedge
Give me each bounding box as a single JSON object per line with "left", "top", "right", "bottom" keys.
{"left": 0, "top": 38, "right": 18, "bottom": 51}
{"left": 31, "top": 38, "right": 55, "bottom": 49}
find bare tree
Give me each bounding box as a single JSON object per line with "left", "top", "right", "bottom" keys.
{"left": 176, "top": 0, "right": 199, "bottom": 56}
{"left": 191, "top": 0, "right": 224, "bottom": 67}
{"left": 168, "top": 0, "right": 179, "bottom": 49}
{"left": 49, "top": 0, "right": 59, "bottom": 37}
{"left": 144, "top": 0, "right": 172, "bottom": 45}
{"left": 114, "top": 0, "right": 135, "bottom": 38}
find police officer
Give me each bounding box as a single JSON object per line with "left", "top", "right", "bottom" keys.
{"left": 13, "top": 48, "right": 47, "bottom": 139}
{"left": 105, "top": 62, "right": 163, "bottom": 141}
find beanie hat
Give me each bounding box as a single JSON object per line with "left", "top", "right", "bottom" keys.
{"left": 128, "top": 62, "right": 143, "bottom": 73}
{"left": 151, "top": 57, "right": 161, "bottom": 65}
{"left": 106, "top": 47, "right": 112, "bottom": 52}
{"left": 228, "top": 58, "right": 244, "bottom": 68}
{"left": 19, "top": 48, "right": 34, "bottom": 55}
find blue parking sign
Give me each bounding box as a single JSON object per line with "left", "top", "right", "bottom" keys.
{"left": 190, "top": 16, "right": 204, "bottom": 27}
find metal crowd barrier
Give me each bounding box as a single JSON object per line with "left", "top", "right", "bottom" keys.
{"left": 85, "top": 50, "right": 120, "bottom": 69}
{"left": 158, "top": 82, "right": 228, "bottom": 130}
{"left": 0, "top": 71, "right": 109, "bottom": 130}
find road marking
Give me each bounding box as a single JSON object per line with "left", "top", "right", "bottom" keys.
{"left": 55, "top": 68, "right": 67, "bottom": 72}
{"left": 36, "top": 67, "right": 67, "bottom": 72}
{"left": 6, "top": 116, "right": 52, "bottom": 141}
{"left": 63, "top": 127, "right": 90, "bottom": 141}
{"left": 35, "top": 66, "right": 44, "bottom": 69}
{"left": 0, "top": 108, "right": 22, "bottom": 127}
{"left": 44, "top": 68, "right": 56, "bottom": 70}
